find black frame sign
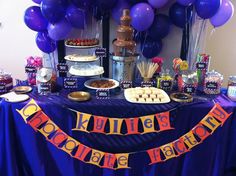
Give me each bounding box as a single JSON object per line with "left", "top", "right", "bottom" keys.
{"left": 57, "top": 63, "right": 68, "bottom": 73}
{"left": 39, "top": 82, "right": 51, "bottom": 94}
{"left": 64, "top": 78, "right": 78, "bottom": 89}
{"left": 96, "top": 89, "right": 110, "bottom": 99}
{"left": 141, "top": 81, "right": 154, "bottom": 88}
{"left": 206, "top": 82, "right": 218, "bottom": 90}
{"left": 160, "top": 80, "right": 172, "bottom": 91}
{"left": 25, "top": 65, "right": 37, "bottom": 73}
{"left": 183, "top": 85, "right": 196, "bottom": 94}
{"left": 95, "top": 48, "right": 107, "bottom": 58}
{"left": 196, "top": 62, "right": 207, "bottom": 70}
{"left": 120, "top": 81, "right": 133, "bottom": 89}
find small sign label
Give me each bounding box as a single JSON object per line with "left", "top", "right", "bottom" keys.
{"left": 121, "top": 81, "right": 132, "bottom": 89}
{"left": 0, "top": 83, "right": 6, "bottom": 93}
{"left": 184, "top": 85, "right": 196, "bottom": 94}
{"left": 95, "top": 48, "right": 106, "bottom": 57}
{"left": 64, "top": 78, "right": 77, "bottom": 89}
{"left": 25, "top": 65, "right": 37, "bottom": 73}
{"left": 160, "top": 80, "right": 172, "bottom": 90}
{"left": 206, "top": 82, "right": 218, "bottom": 90}
{"left": 196, "top": 62, "right": 207, "bottom": 70}
{"left": 141, "top": 81, "right": 153, "bottom": 88}
{"left": 39, "top": 83, "right": 51, "bottom": 94}
{"left": 57, "top": 63, "right": 68, "bottom": 73}
{"left": 96, "top": 89, "right": 110, "bottom": 99}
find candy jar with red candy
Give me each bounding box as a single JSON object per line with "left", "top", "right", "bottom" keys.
{"left": 204, "top": 70, "right": 223, "bottom": 95}
{"left": 152, "top": 57, "right": 164, "bottom": 78}
{"left": 25, "top": 56, "right": 43, "bottom": 86}
{"left": 0, "top": 69, "right": 13, "bottom": 94}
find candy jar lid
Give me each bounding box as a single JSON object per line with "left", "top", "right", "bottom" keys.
{"left": 36, "top": 67, "right": 53, "bottom": 83}
{"left": 206, "top": 70, "right": 223, "bottom": 81}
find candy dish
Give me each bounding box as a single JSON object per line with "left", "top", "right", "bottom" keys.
{"left": 170, "top": 93, "right": 193, "bottom": 103}
{"left": 84, "top": 78, "right": 119, "bottom": 90}
{"left": 68, "top": 91, "right": 91, "bottom": 102}
{"left": 12, "top": 86, "right": 32, "bottom": 94}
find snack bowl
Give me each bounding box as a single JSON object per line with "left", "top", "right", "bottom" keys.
{"left": 84, "top": 78, "right": 119, "bottom": 90}
{"left": 68, "top": 91, "right": 91, "bottom": 102}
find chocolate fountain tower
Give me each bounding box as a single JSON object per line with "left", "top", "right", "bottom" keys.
{"left": 113, "top": 9, "right": 136, "bottom": 56}
{"left": 111, "top": 9, "right": 138, "bottom": 82}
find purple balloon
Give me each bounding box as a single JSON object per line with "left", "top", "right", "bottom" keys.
{"left": 97, "top": 0, "right": 117, "bottom": 10}
{"left": 112, "top": 0, "right": 130, "bottom": 23}
{"left": 177, "top": 0, "right": 195, "bottom": 6}
{"left": 32, "top": 0, "right": 42, "bottom": 4}
{"left": 210, "top": 0, "right": 234, "bottom": 27}
{"left": 72, "top": 0, "right": 92, "bottom": 9}
{"left": 130, "top": 3, "right": 154, "bottom": 32}
{"left": 66, "top": 5, "right": 85, "bottom": 29}
{"left": 148, "top": 0, "right": 169, "bottom": 9}
{"left": 24, "top": 6, "right": 48, "bottom": 32}
{"left": 41, "top": 0, "right": 68, "bottom": 23}
{"left": 48, "top": 19, "right": 72, "bottom": 41}
{"left": 195, "top": 0, "right": 222, "bottom": 19}
{"left": 36, "top": 32, "right": 56, "bottom": 53}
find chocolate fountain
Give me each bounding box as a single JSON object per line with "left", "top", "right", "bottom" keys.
{"left": 111, "top": 9, "right": 138, "bottom": 82}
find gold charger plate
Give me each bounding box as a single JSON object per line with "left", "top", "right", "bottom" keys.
{"left": 170, "top": 93, "right": 193, "bottom": 103}
{"left": 12, "top": 86, "right": 32, "bottom": 94}
{"left": 68, "top": 91, "right": 91, "bottom": 102}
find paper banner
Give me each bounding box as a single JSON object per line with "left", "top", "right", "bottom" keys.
{"left": 72, "top": 112, "right": 92, "bottom": 132}
{"left": 61, "top": 137, "right": 80, "bottom": 156}
{"left": 116, "top": 153, "right": 130, "bottom": 169}
{"left": 88, "top": 149, "right": 105, "bottom": 167}
{"left": 102, "top": 153, "right": 117, "bottom": 169}
{"left": 192, "top": 123, "right": 210, "bottom": 142}
{"left": 147, "top": 147, "right": 163, "bottom": 164}
{"left": 155, "top": 112, "right": 172, "bottom": 131}
{"left": 92, "top": 116, "right": 107, "bottom": 134}
{"left": 48, "top": 129, "right": 68, "bottom": 147}
{"left": 181, "top": 131, "right": 199, "bottom": 150}
{"left": 74, "top": 144, "right": 91, "bottom": 162}
{"left": 16, "top": 99, "right": 41, "bottom": 123}
{"left": 209, "top": 104, "right": 232, "bottom": 126}
{"left": 160, "top": 143, "right": 176, "bottom": 161}
{"left": 39, "top": 119, "right": 59, "bottom": 138}
{"left": 109, "top": 118, "right": 123, "bottom": 135}
{"left": 140, "top": 115, "right": 155, "bottom": 134}
{"left": 28, "top": 110, "right": 49, "bottom": 131}
{"left": 125, "top": 118, "right": 140, "bottom": 135}
{"left": 172, "top": 138, "right": 189, "bottom": 156}
{"left": 200, "top": 114, "right": 221, "bottom": 134}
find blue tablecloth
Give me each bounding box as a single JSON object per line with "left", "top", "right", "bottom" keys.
{"left": 1, "top": 89, "right": 236, "bottom": 176}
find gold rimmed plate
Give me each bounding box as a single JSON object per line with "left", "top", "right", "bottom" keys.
{"left": 68, "top": 91, "right": 91, "bottom": 102}
{"left": 12, "top": 86, "right": 33, "bottom": 94}
{"left": 170, "top": 92, "right": 193, "bottom": 103}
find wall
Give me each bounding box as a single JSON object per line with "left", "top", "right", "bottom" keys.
{"left": 0, "top": 0, "right": 41, "bottom": 80}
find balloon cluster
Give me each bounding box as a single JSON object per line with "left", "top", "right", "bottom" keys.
{"left": 24, "top": 0, "right": 234, "bottom": 58}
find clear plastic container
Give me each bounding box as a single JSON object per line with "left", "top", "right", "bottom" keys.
{"left": 204, "top": 70, "right": 223, "bottom": 95}
{"left": 0, "top": 70, "right": 13, "bottom": 94}
{"left": 227, "top": 76, "right": 236, "bottom": 101}
{"left": 178, "top": 70, "right": 198, "bottom": 94}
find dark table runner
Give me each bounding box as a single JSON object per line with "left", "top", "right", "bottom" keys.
{"left": 1, "top": 90, "right": 236, "bottom": 176}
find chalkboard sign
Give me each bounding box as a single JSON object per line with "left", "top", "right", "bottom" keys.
{"left": 57, "top": 63, "right": 68, "bottom": 73}
{"left": 95, "top": 48, "right": 106, "bottom": 58}
{"left": 96, "top": 89, "right": 110, "bottom": 99}
{"left": 121, "top": 81, "right": 132, "bottom": 89}
{"left": 64, "top": 78, "right": 77, "bottom": 89}
{"left": 39, "top": 83, "right": 51, "bottom": 94}
{"left": 206, "top": 82, "right": 218, "bottom": 90}
{"left": 25, "top": 65, "right": 37, "bottom": 73}
{"left": 141, "top": 81, "right": 154, "bottom": 88}
{"left": 196, "top": 62, "right": 207, "bottom": 70}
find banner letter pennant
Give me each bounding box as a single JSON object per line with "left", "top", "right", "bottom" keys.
{"left": 28, "top": 111, "right": 49, "bottom": 131}
{"left": 73, "top": 112, "right": 91, "bottom": 132}
{"left": 181, "top": 131, "right": 199, "bottom": 150}
{"left": 200, "top": 114, "right": 221, "bottom": 134}
{"left": 48, "top": 129, "right": 68, "bottom": 147}
{"left": 155, "top": 112, "right": 173, "bottom": 131}
{"left": 160, "top": 143, "right": 176, "bottom": 161}
{"left": 92, "top": 116, "right": 107, "bottom": 134}
{"left": 102, "top": 153, "right": 116, "bottom": 169}
{"left": 39, "top": 119, "right": 59, "bottom": 138}
{"left": 125, "top": 118, "right": 140, "bottom": 135}
{"left": 74, "top": 144, "right": 91, "bottom": 162}
{"left": 172, "top": 138, "right": 189, "bottom": 156}
{"left": 140, "top": 115, "right": 155, "bottom": 134}
{"left": 16, "top": 99, "right": 41, "bottom": 123}
{"left": 88, "top": 149, "right": 105, "bottom": 167}
{"left": 147, "top": 147, "right": 162, "bottom": 165}
{"left": 209, "top": 104, "right": 232, "bottom": 126}
{"left": 192, "top": 123, "right": 210, "bottom": 142}
{"left": 116, "top": 153, "right": 130, "bottom": 169}
{"left": 109, "top": 118, "right": 123, "bottom": 135}
{"left": 61, "top": 137, "right": 80, "bottom": 156}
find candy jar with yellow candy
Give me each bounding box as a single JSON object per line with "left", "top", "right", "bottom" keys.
{"left": 157, "top": 69, "right": 173, "bottom": 91}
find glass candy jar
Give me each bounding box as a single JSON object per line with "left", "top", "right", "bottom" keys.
{"left": 0, "top": 70, "right": 13, "bottom": 94}
{"left": 178, "top": 71, "right": 198, "bottom": 94}
{"left": 204, "top": 70, "right": 223, "bottom": 95}
{"left": 227, "top": 76, "right": 236, "bottom": 101}
{"left": 157, "top": 70, "right": 173, "bottom": 91}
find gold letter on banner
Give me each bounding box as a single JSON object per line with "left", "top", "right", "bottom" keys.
{"left": 73, "top": 112, "right": 91, "bottom": 132}
{"left": 172, "top": 138, "right": 189, "bottom": 156}
{"left": 182, "top": 131, "right": 198, "bottom": 150}
{"left": 39, "top": 120, "right": 59, "bottom": 138}
{"left": 210, "top": 104, "right": 232, "bottom": 125}
{"left": 102, "top": 153, "right": 116, "bottom": 169}
{"left": 61, "top": 137, "right": 80, "bottom": 156}
{"left": 160, "top": 143, "right": 176, "bottom": 161}
{"left": 88, "top": 149, "right": 105, "bottom": 167}
{"left": 140, "top": 115, "right": 155, "bottom": 134}
{"left": 192, "top": 123, "right": 210, "bottom": 142}
{"left": 201, "top": 114, "right": 221, "bottom": 134}
{"left": 147, "top": 148, "right": 163, "bottom": 164}
{"left": 48, "top": 129, "right": 68, "bottom": 147}
{"left": 116, "top": 153, "right": 130, "bottom": 169}
{"left": 109, "top": 118, "right": 123, "bottom": 135}
{"left": 16, "top": 99, "right": 41, "bottom": 123}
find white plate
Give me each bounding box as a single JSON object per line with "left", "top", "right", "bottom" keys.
{"left": 65, "top": 44, "right": 100, "bottom": 49}
{"left": 64, "top": 55, "right": 99, "bottom": 62}
{"left": 124, "top": 87, "right": 170, "bottom": 104}
{"left": 0, "top": 92, "right": 30, "bottom": 103}
{"left": 84, "top": 78, "right": 119, "bottom": 90}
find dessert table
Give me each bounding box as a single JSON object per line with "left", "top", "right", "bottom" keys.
{"left": 0, "top": 89, "right": 236, "bottom": 176}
